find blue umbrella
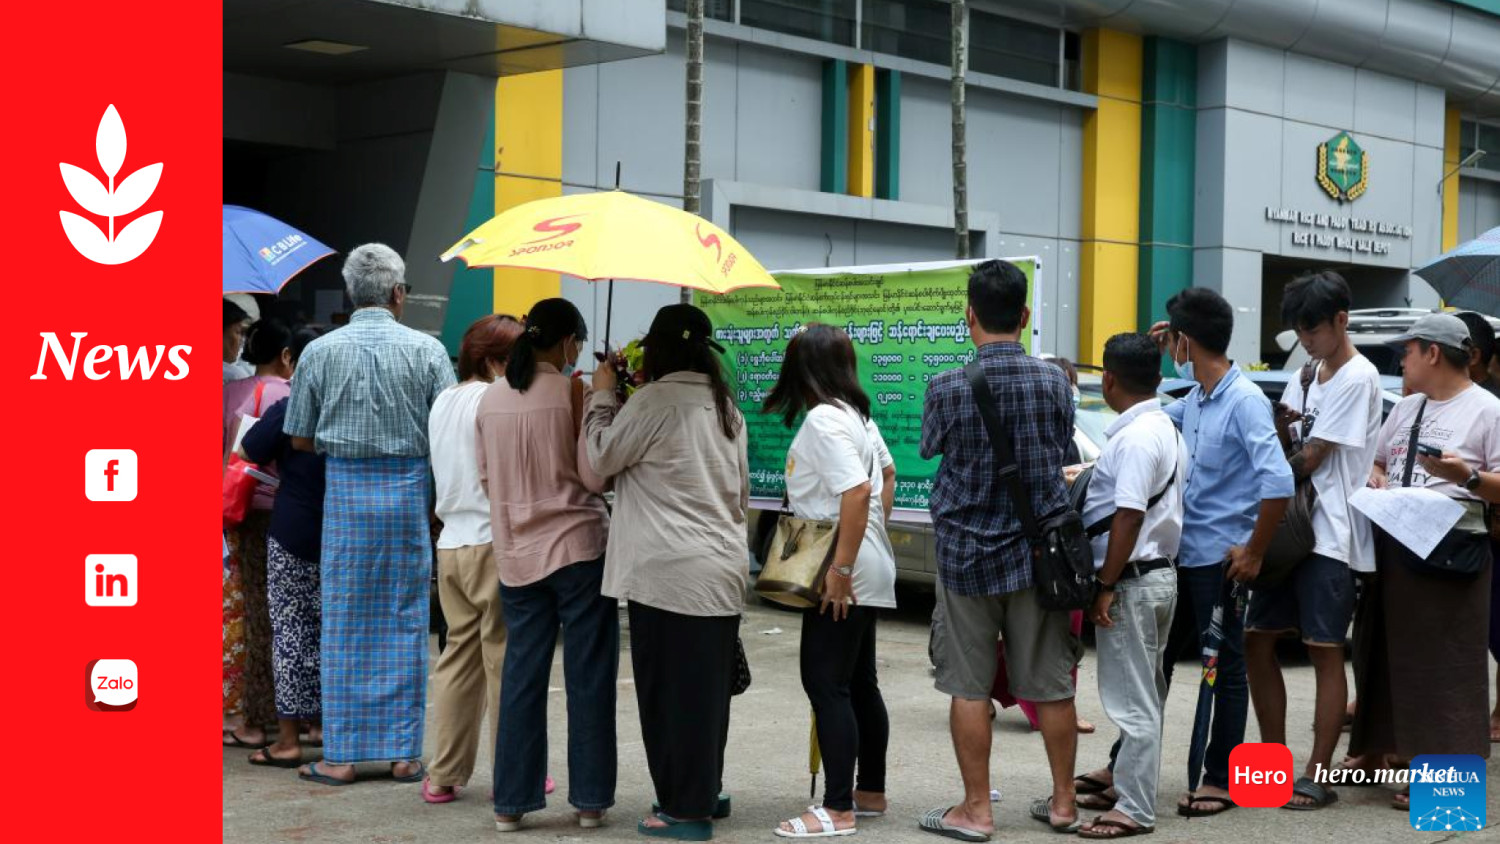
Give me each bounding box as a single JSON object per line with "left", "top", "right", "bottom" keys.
{"left": 222, "top": 205, "right": 335, "bottom": 294}
{"left": 1414, "top": 226, "right": 1500, "bottom": 316}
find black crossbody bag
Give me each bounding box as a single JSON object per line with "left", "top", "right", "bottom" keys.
{"left": 964, "top": 362, "right": 1095, "bottom": 611}
{"left": 1393, "top": 398, "right": 1490, "bottom": 579}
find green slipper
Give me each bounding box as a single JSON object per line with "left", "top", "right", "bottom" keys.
{"left": 638, "top": 813, "right": 713, "bottom": 841}
{"left": 653, "top": 794, "right": 731, "bottom": 820}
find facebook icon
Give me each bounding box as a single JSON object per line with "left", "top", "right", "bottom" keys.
{"left": 85, "top": 449, "right": 138, "bottom": 501}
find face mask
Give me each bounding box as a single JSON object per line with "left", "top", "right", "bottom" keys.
{"left": 1071, "top": 389, "right": 1081, "bottom": 407}
{"left": 1173, "top": 336, "right": 1194, "bottom": 381}
{"left": 561, "top": 338, "right": 578, "bottom": 377}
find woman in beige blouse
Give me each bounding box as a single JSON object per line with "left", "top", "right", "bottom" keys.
{"left": 477, "top": 298, "right": 617, "bottom": 832}
{"left": 586, "top": 304, "right": 750, "bottom": 842}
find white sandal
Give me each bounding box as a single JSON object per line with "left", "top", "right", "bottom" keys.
{"left": 774, "top": 806, "right": 857, "bottom": 838}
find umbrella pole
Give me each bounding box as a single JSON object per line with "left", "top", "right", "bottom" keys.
{"left": 605, "top": 279, "right": 615, "bottom": 351}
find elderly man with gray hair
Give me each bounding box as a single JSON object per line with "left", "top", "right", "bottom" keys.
{"left": 286, "top": 244, "right": 456, "bottom": 787}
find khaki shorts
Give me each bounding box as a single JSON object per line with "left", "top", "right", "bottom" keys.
{"left": 930, "top": 583, "right": 1082, "bottom": 702}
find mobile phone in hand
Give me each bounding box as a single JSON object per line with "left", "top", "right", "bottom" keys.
{"left": 1416, "top": 443, "right": 1444, "bottom": 458}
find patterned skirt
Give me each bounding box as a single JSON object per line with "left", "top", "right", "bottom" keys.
{"left": 267, "top": 535, "right": 321, "bottom": 720}
{"left": 322, "top": 456, "right": 432, "bottom": 764}
{"left": 224, "top": 510, "right": 276, "bottom": 727}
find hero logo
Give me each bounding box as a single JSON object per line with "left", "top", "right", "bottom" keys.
{"left": 30, "top": 332, "right": 191, "bottom": 381}
{"left": 59, "top": 105, "right": 164, "bottom": 265}
{"left": 509, "top": 215, "right": 582, "bottom": 257}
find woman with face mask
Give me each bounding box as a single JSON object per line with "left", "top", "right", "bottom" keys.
{"left": 476, "top": 298, "right": 617, "bottom": 832}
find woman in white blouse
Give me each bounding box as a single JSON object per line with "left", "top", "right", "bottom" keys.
{"left": 763, "top": 324, "right": 897, "bottom": 838}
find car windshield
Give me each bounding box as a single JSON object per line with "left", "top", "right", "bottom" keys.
{"left": 1074, "top": 378, "right": 1116, "bottom": 461}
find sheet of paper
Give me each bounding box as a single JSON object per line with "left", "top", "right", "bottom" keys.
{"left": 1348, "top": 487, "right": 1465, "bottom": 559}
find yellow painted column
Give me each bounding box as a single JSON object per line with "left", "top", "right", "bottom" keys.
{"left": 1442, "top": 106, "right": 1461, "bottom": 253}
{"left": 1078, "top": 29, "right": 1142, "bottom": 365}
{"left": 494, "top": 70, "right": 564, "bottom": 316}
{"left": 847, "top": 63, "right": 875, "bottom": 198}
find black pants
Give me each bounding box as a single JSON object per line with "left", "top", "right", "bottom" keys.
{"left": 629, "top": 602, "right": 737, "bottom": 819}
{"left": 801, "top": 605, "right": 889, "bottom": 811}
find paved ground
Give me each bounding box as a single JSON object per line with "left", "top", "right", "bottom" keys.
{"left": 225, "top": 593, "right": 1500, "bottom": 843}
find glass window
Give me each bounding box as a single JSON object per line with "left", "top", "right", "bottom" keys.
{"left": 1460, "top": 119, "right": 1477, "bottom": 164}
{"left": 862, "top": 0, "right": 952, "bottom": 67}
{"left": 740, "top": 0, "right": 857, "bottom": 46}
{"left": 1478, "top": 122, "right": 1500, "bottom": 172}
{"left": 667, "top": 0, "right": 735, "bottom": 21}
{"left": 969, "top": 11, "right": 1060, "bottom": 87}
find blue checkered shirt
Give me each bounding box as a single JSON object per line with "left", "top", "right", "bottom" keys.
{"left": 284, "top": 308, "right": 456, "bottom": 458}
{"left": 920, "top": 342, "right": 1074, "bottom": 596}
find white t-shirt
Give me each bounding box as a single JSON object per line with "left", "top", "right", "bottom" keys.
{"left": 1282, "top": 355, "right": 1383, "bottom": 572}
{"left": 1378, "top": 384, "right": 1500, "bottom": 501}
{"left": 429, "top": 380, "right": 493, "bottom": 549}
{"left": 1082, "top": 400, "right": 1186, "bottom": 569}
{"left": 785, "top": 402, "right": 898, "bottom": 609}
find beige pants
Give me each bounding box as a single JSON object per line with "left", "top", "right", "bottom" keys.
{"left": 428, "top": 543, "right": 507, "bottom": 787}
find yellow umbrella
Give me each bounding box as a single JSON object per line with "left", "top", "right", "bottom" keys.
{"left": 441, "top": 189, "right": 778, "bottom": 293}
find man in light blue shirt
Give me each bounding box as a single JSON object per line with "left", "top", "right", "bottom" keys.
{"left": 1073, "top": 288, "right": 1291, "bottom": 820}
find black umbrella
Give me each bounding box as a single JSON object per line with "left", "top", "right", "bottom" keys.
{"left": 1187, "top": 576, "right": 1242, "bottom": 793}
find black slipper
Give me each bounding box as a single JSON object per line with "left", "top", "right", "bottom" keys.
{"left": 392, "top": 761, "right": 426, "bottom": 783}
{"left": 249, "top": 749, "right": 303, "bottom": 769}
{"left": 1075, "top": 774, "right": 1112, "bottom": 795}
{"left": 1078, "top": 817, "right": 1154, "bottom": 839}
{"left": 224, "top": 730, "right": 272, "bottom": 750}
{"left": 1283, "top": 777, "right": 1338, "bottom": 811}
{"left": 1177, "top": 795, "right": 1236, "bottom": 818}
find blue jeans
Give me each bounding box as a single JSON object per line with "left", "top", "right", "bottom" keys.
{"left": 1110, "top": 562, "right": 1247, "bottom": 792}
{"left": 492, "top": 558, "right": 618, "bottom": 814}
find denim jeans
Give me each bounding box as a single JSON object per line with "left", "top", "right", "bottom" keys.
{"left": 1109, "top": 562, "right": 1246, "bottom": 792}
{"left": 492, "top": 558, "right": 619, "bottom": 814}
{"left": 1096, "top": 567, "right": 1177, "bottom": 826}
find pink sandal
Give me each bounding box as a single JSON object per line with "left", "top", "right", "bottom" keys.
{"left": 422, "top": 778, "right": 459, "bottom": 804}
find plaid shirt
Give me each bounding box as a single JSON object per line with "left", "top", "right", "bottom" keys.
{"left": 920, "top": 342, "right": 1074, "bottom": 596}
{"left": 285, "top": 308, "right": 456, "bottom": 458}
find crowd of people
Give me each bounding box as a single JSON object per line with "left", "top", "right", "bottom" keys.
{"left": 221, "top": 247, "right": 1498, "bottom": 841}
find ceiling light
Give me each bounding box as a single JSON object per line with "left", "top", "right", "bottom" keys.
{"left": 283, "top": 39, "right": 368, "bottom": 56}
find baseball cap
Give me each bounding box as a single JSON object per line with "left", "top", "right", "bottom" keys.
{"left": 1388, "top": 313, "right": 1473, "bottom": 351}
{"left": 644, "top": 304, "right": 726, "bottom": 353}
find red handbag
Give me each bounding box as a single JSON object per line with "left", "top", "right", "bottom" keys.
{"left": 222, "top": 382, "right": 267, "bottom": 528}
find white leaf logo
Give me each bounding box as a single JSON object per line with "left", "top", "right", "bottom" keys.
{"left": 59, "top": 105, "right": 163, "bottom": 265}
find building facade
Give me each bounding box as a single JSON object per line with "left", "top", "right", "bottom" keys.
{"left": 224, "top": 1, "right": 1500, "bottom": 365}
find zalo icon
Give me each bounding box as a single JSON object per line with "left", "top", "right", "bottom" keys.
{"left": 1409, "top": 755, "right": 1485, "bottom": 831}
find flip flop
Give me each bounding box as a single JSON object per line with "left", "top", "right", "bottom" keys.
{"left": 917, "top": 807, "right": 991, "bottom": 842}
{"left": 1392, "top": 790, "right": 1410, "bottom": 811}
{"left": 223, "top": 730, "right": 272, "bottom": 750}
{"left": 1176, "top": 794, "right": 1236, "bottom": 818}
{"left": 773, "top": 806, "right": 857, "bottom": 838}
{"left": 654, "top": 793, "right": 730, "bottom": 819}
{"left": 853, "top": 805, "right": 884, "bottom": 819}
{"left": 392, "top": 761, "right": 426, "bottom": 783}
{"left": 299, "top": 760, "right": 355, "bottom": 786}
{"left": 1283, "top": 777, "right": 1338, "bottom": 811}
{"left": 248, "top": 748, "right": 303, "bottom": 769}
{"left": 638, "top": 813, "right": 713, "bottom": 841}
{"left": 422, "top": 778, "right": 458, "bottom": 804}
{"left": 1029, "top": 797, "right": 1081, "bottom": 833}
{"left": 1077, "top": 789, "right": 1117, "bottom": 811}
{"left": 1078, "top": 817, "right": 1154, "bottom": 839}
{"left": 495, "top": 814, "right": 523, "bottom": 833}
{"left": 578, "top": 810, "right": 606, "bottom": 829}
{"left": 1074, "top": 774, "right": 1112, "bottom": 795}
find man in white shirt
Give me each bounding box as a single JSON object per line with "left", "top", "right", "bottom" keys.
{"left": 1077, "top": 333, "right": 1186, "bottom": 837}
{"left": 1247, "top": 270, "right": 1381, "bottom": 811}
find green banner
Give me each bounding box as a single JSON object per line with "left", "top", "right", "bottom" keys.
{"left": 699, "top": 257, "right": 1039, "bottom": 512}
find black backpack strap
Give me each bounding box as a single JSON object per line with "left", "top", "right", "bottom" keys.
{"left": 1083, "top": 434, "right": 1180, "bottom": 539}
{"left": 1400, "top": 398, "right": 1429, "bottom": 488}
{"left": 964, "top": 361, "right": 1040, "bottom": 541}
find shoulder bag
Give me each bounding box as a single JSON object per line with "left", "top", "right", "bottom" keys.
{"left": 1255, "top": 360, "right": 1319, "bottom": 589}
{"left": 222, "top": 381, "right": 269, "bottom": 528}
{"left": 1391, "top": 398, "right": 1491, "bottom": 579}
{"left": 755, "top": 409, "right": 878, "bottom": 609}
{"left": 964, "top": 361, "right": 1095, "bottom": 611}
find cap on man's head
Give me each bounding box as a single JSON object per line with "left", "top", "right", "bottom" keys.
{"left": 1389, "top": 313, "right": 1474, "bottom": 351}
{"left": 644, "top": 303, "right": 726, "bottom": 353}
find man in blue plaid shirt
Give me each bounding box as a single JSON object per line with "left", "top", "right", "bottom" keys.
{"left": 918, "top": 260, "right": 1082, "bottom": 840}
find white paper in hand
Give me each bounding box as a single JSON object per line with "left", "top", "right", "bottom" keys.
{"left": 1348, "top": 487, "right": 1465, "bottom": 559}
